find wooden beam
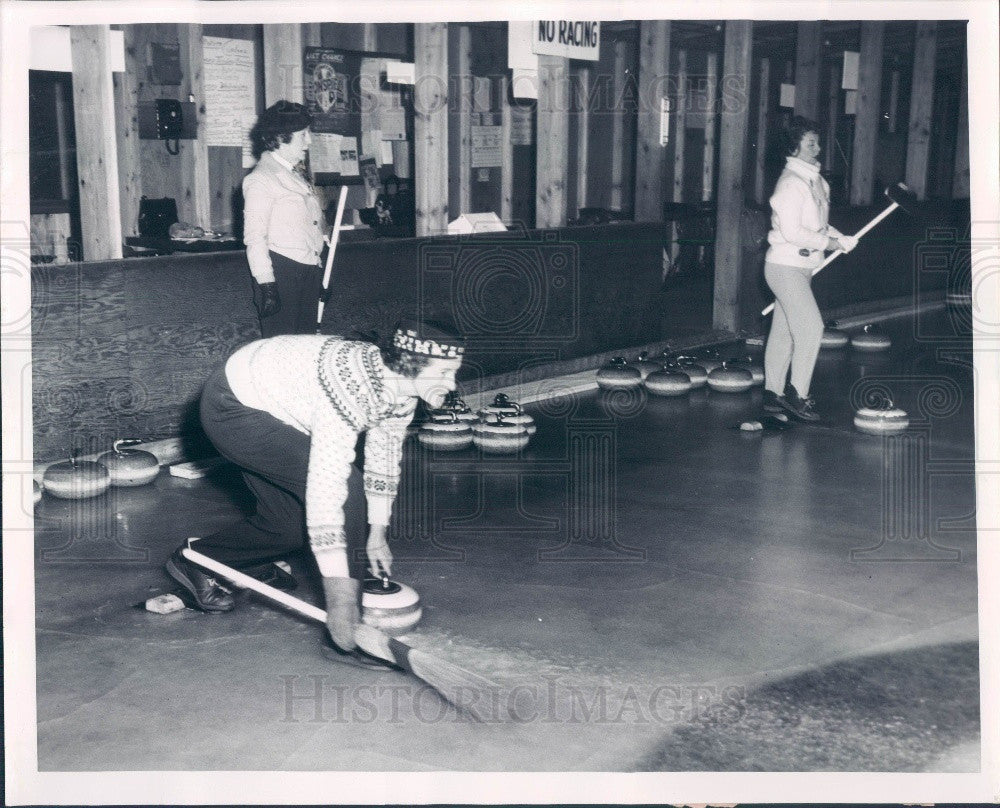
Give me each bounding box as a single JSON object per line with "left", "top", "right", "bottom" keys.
{"left": 850, "top": 22, "right": 884, "bottom": 205}
{"left": 753, "top": 57, "right": 770, "bottom": 204}
{"left": 952, "top": 46, "right": 970, "bottom": 198}
{"left": 793, "top": 21, "right": 822, "bottom": 121}
{"left": 887, "top": 69, "right": 899, "bottom": 133}
{"left": 609, "top": 39, "right": 628, "bottom": 211}
{"left": 536, "top": 55, "right": 570, "bottom": 228}
{"left": 363, "top": 24, "right": 378, "bottom": 52}
{"left": 414, "top": 23, "right": 449, "bottom": 236}
{"left": 180, "top": 25, "right": 211, "bottom": 229}
{"left": 112, "top": 25, "right": 141, "bottom": 239}
{"left": 500, "top": 74, "right": 513, "bottom": 224}
{"left": 905, "top": 21, "right": 937, "bottom": 199}
{"left": 264, "top": 24, "right": 304, "bottom": 105}
{"left": 824, "top": 62, "right": 838, "bottom": 173}
{"left": 634, "top": 21, "right": 670, "bottom": 222}
{"left": 70, "top": 26, "right": 122, "bottom": 261}
{"left": 701, "top": 51, "right": 718, "bottom": 202}
{"left": 712, "top": 20, "right": 752, "bottom": 333}
{"left": 448, "top": 24, "right": 472, "bottom": 217}
{"left": 575, "top": 66, "right": 591, "bottom": 214}
{"left": 671, "top": 49, "right": 688, "bottom": 262}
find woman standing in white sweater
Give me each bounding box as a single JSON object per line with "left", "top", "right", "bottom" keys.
{"left": 763, "top": 116, "right": 858, "bottom": 421}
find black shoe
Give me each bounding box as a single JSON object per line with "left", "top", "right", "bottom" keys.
{"left": 165, "top": 548, "right": 236, "bottom": 612}
{"left": 780, "top": 385, "right": 821, "bottom": 422}
{"left": 320, "top": 635, "right": 402, "bottom": 672}
{"left": 238, "top": 562, "right": 298, "bottom": 591}
{"left": 762, "top": 389, "right": 784, "bottom": 413}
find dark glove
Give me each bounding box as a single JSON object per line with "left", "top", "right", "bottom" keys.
{"left": 322, "top": 576, "right": 360, "bottom": 651}
{"left": 257, "top": 282, "right": 281, "bottom": 318}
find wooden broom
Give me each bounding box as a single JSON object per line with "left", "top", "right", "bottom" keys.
{"left": 182, "top": 546, "right": 504, "bottom": 722}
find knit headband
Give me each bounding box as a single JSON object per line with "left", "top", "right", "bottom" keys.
{"left": 392, "top": 322, "right": 465, "bottom": 359}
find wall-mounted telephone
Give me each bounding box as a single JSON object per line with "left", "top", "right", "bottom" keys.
{"left": 154, "top": 99, "right": 183, "bottom": 139}
{"left": 138, "top": 99, "right": 196, "bottom": 153}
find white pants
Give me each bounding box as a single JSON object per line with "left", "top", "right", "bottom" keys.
{"left": 763, "top": 262, "right": 823, "bottom": 397}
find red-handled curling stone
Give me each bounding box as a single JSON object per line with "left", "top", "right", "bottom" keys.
{"left": 418, "top": 412, "right": 473, "bottom": 451}
{"left": 472, "top": 413, "right": 530, "bottom": 454}
{"left": 854, "top": 401, "right": 909, "bottom": 435}
{"left": 628, "top": 351, "right": 664, "bottom": 381}
{"left": 851, "top": 324, "right": 891, "bottom": 352}
{"left": 42, "top": 451, "right": 111, "bottom": 500}
{"left": 596, "top": 357, "right": 642, "bottom": 390}
{"left": 644, "top": 366, "right": 692, "bottom": 396}
{"left": 707, "top": 362, "right": 754, "bottom": 393}
{"left": 361, "top": 575, "right": 422, "bottom": 635}
{"left": 97, "top": 439, "right": 160, "bottom": 487}
{"left": 672, "top": 356, "right": 708, "bottom": 389}
{"left": 479, "top": 394, "right": 536, "bottom": 435}
{"left": 821, "top": 321, "right": 849, "bottom": 349}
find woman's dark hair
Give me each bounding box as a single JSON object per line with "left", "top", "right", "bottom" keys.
{"left": 381, "top": 346, "right": 434, "bottom": 378}
{"left": 250, "top": 101, "right": 312, "bottom": 158}
{"left": 781, "top": 115, "right": 820, "bottom": 157}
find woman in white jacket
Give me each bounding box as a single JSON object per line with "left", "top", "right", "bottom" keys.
{"left": 763, "top": 116, "right": 858, "bottom": 421}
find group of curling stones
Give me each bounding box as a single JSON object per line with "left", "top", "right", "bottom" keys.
{"left": 35, "top": 440, "right": 160, "bottom": 505}
{"left": 416, "top": 391, "right": 536, "bottom": 454}
{"left": 596, "top": 321, "right": 908, "bottom": 437}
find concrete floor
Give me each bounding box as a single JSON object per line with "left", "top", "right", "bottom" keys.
{"left": 33, "top": 309, "right": 980, "bottom": 771}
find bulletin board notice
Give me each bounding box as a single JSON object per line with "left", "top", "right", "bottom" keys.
{"left": 203, "top": 36, "right": 257, "bottom": 166}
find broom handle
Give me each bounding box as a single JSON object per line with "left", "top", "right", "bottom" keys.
{"left": 183, "top": 547, "right": 327, "bottom": 623}
{"left": 760, "top": 200, "right": 900, "bottom": 317}
{"left": 316, "top": 185, "right": 349, "bottom": 329}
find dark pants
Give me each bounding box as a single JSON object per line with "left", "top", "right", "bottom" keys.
{"left": 193, "top": 364, "right": 367, "bottom": 578}
{"left": 255, "top": 251, "right": 323, "bottom": 338}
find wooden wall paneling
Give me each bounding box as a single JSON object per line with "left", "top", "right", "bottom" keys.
{"left": 536, "top": 55, "right": 570, "bottom": 228}
{"left": 113, "top": 24, "right": 142, "bottom": 238}
{"left": 634, "top": 21, "right": 670, "bottom": 222}
{"left": 952, "top": 45, "right": 969, "bottom": 198}
{"left": 500, "top": 74, "right": 513, "bottom": 223}
{"left": 209, "top": 147, "right": 243, "bottom": 234}
{"left": 701, "top": 51, "right": 718, "bottom": 202}
{"left": 905, "top": 21, "right": 937, "bottom": 199}
{"left": 70, "top": 25, "right": 123, "bottom": 261}
{"left": 671, "top": 48, "right": 687, "bottom": 263}
{"left": 264, "top": 24, "right": 304, "bottom": 105}
{"left": 850, "top": 22, "right": 884, "bottom": 205}
{"left": 413, "top": 23, "right": 449, "bottom": 236}
{"left": 712, "top": 20, "right": 752, "bottom": 333}
{"left": 448, "top": 24, "right": 472, "bottom": 218}
{"left": 753, "top": 56, "right": 770, "bottom": 204}
{"left": 179, "top": 24, "right": 210, "bottom": 229}
{"left": 794, "top": 21, "right": 822, "bottom": 120}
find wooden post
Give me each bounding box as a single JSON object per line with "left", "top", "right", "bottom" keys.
{"left": 952, "top": 46, "right": 970, "bottom": 198}
{"left": 414, "top": 23, "right": 449, "bottom": 236}
{"left": 671, "top": 49, "right": 688, "bottom": 263}
{"left": 180, "top": 25, "right": 211, "bottom": 229}
{"left": 712, "top": 20, "right": 752, "bottom": 333}
{"left": 634, "top": 21, "right": 670, "bottom": 222}
{"left": 264, "top": 24, "right": 304, "bottom": 105}
{"left": 112, "top": 25, "right": 141, "bottom": 239}
{"left": 849, "top": 22, "right": 884, "bottom": 206}
{"left": 701, "top": 51, "right": 718, "bottom": 202}
{"left": 887, "top": 69, "right": 899, "bottom": 133}
{"left": 905, "top": 21, "right": 937, "bottom": 200}
{"left": 70, "top": 26, "right": 122, "bottom": 261}
{"left": 825, "top": 62, "right": 839, "bottom": 173}
{"left": 448, "top": 24, "right": 472, "bottom": 218}
{"left": 500, "top": 74, "right": 514, "bottom": 224}
{"left": 362, "top": 24, "right": 378, "bottom": 52}
{"left": 753, "top": 56, "right": 770, "bottom": 204}
{"left": 609, "top": 39, "right": 628, "bottom": 211}
{"left": 536, "top": 55, "right": 570, "bottom": 228}
{"left": 794, "top": 22, "right": 822, "bottom": 121}
{"left": 575, "top": 66, "right": 591, "bottom": 215}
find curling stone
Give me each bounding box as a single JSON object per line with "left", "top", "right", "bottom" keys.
{"left": 693, "top": 350, "right": 723, "bottom": 374}
{"left": 707, "top": 362, "right": 754, "bottom": 393}
{"left": 33, "top": 479, "right": 42, "bottom": 506}
{"left": 472, "top": 413, "right": 530, "bottom": 454}
{"left": 628, "top": 351, "right": 664, "bottom": 381}
{"left": 429, "top": 391, "right": 478, "bottom": 424}
{"left": 644, "top": 367, "right": 692, "bottom": 397}
{"left": 42, "top": 452, "right": 111, "bottom": 500}
{"left": 362, "top": 575, "right": 422, "bottom": 636}
{"left": 596, "top": 357, "right": 642, "bottom": 390}
{"left": 418, "top": 412, "right": 473, "bottom": 451}
{"left": 726, "top": 357, "right": 765, "bottom": 386}
{"left": 821, "top": 321, "right": 849, "bottom": 349}
{"left": 673, "top": 357, "right": 708, "bottom": 389}
{"left": 479, "top": 393, "right": 536, "bottom": 435}
{"left": 854, "top": 403, "right": 909, "bottom": 435}
{"left": 97, "top": 439, "right": 160, "bottom": 487}
{"left": 851, "top": 324, "right": 891, "bottom": 352}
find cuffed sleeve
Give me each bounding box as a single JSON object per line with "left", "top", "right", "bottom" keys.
{"left": 242, "top": 174, "right": 276, "bottom": 284}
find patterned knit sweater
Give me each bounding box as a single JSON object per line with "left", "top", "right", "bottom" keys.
{"left": 225, "top": 336, "right": 416, "bottom": 574}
